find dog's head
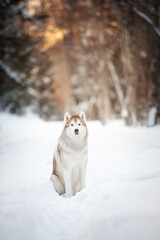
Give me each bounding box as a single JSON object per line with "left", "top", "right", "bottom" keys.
{"left": 63, "top": 111, "right": 88, "bottom": 139}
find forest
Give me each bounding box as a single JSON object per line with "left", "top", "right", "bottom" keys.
{"left": 0, "top": 0, "right": 160, "bottom": 125}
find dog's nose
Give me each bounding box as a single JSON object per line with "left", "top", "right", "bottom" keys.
{"left": 74, "top": 129, "right": 79, "bottom": 134}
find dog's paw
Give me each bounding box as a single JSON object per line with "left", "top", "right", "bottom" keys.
{"left": 66, "top": 193, "right": 72, "bottom": 198}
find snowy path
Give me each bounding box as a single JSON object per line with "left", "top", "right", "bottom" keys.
{"left": 0, "top": 113, "right": 160, "bottom": 240}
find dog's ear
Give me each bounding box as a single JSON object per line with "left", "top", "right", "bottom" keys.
{"left": 79, "top": 111, "right": 86, "bottom": 122}
{"left": 64, "top": 112, "right": 71, "bottom": 123}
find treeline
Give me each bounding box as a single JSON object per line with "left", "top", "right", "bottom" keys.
{"left": 0, "top": 0, "right": 159, "bottom": 125}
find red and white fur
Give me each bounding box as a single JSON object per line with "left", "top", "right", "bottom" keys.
{"left": 50, "top": 111, "right": 88, "bottom": 198}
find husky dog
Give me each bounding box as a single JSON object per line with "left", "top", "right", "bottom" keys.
{"left": 50, "top": 111, "right": 88, "bottom": 198}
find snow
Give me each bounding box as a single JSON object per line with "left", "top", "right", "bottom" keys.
{"left": 0, "top": 112, "right": 160, "bottom": 240}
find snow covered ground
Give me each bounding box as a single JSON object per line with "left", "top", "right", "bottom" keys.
{"left": 0, "top": 112, "right": 160, "bottom": 240}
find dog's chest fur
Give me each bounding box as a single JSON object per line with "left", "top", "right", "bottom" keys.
{"left": 59, "top": 134, "right": 88, "bottom": 169}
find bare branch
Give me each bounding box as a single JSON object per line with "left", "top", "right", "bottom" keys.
{"left": 0, "top": 60, "right": 23, "bottom": 83}
{"left": 107, "top": 60, "right": 124, "bottom": 105}
{"left": 127, "top": 0, "right": 160, "bottom": 37}
{"left": 20, "top": 8, "right": 44, "bottom": 28}
{"left": 133, "top": 7, "right": 160, "bottom": 37}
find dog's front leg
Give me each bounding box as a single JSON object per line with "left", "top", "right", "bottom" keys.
{"left": 63, "top": 169, "right": 72, "bottom": 198}
{"left": 80, "top": 165, "right": 86, "bottom": 190}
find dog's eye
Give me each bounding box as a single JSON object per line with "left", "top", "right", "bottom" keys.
{"left": 71, "top": 124, "right": 74, "bottom": 126}
{"left": 78, "top": 123, "right": 81, "bottom": 126}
